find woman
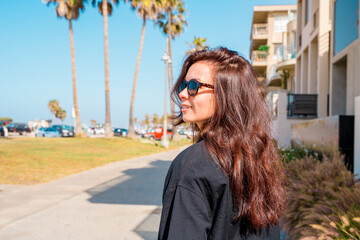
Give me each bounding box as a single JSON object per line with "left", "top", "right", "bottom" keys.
{"left": 158, "top": 47, "right": 286, "bottom": 239}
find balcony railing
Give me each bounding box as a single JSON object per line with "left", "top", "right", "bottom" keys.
{"left": 275, "top": 45, "right": 296, "bottom": 62}
{"left": 252, "top": 50, "right": 268, "bottom": 62}
{"left": 287, "top": 94, "right": 317, "bottom": 118}
{"left": 252, "top": 24, "right": 268, "bottom": 38}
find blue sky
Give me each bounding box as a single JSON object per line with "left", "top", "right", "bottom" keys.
{"left": 0, "top": 0, "right": 296, "bottom": 128}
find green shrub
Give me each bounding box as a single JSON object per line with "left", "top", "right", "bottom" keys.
{"left": 278, "top": 145, "right": 316, "bottom": 164}
{"left": 282, "top": 153, "right": 360, "bottom": 239}
{"left": 258, "top": 44, "right": 270, "bottom": 52}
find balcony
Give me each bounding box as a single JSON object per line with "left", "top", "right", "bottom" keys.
{"left": 274, "top": 45, "right": 296, "bottom": 72}
{"left": 277, "top": 45, "right": 296, "bottom": 62}
{"left": 252, "top": 23, "right": 268, "bottom": 39}
{"left": 287, "top": 94, "right": 317, "bottom": 118}
{"left": 251, "top": 51, "right": 268, "bottom": 66}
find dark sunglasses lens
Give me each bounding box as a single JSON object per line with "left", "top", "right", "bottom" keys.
{"left": 188, "top": 80, "right": 198, "bottom": 96}
{"left": 178, "top": 80, "right": 186, "bottom": 94}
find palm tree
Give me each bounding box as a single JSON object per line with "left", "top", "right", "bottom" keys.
{"left": 127, "top": 0, "right": 161, "bottom": 139}
{"left": 157, "top": 0, "right": 187, "bottom": 141}
{"left": 45, "top": 0, "right": 87, "bottom": 136}
{"left": 92, "top": 0, "right": 119, "bottom": 138}
{"left": 186, "top": 36, "right": 208, "bottom": 55}
{"left": 56, "top": 109, "right": 67, "bottom": 122}
{"left": 48, "top": 99, "right": 60, "bottom": 124}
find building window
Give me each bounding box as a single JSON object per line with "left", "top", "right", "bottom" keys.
{"left": 334, "top": 0, "right": 359, "bottom": 55}
{"left": 305, "top": 0, "right": 311, "bottom": 25}
{"left": 274, "top": 14, "right": 290, "bottom": 33}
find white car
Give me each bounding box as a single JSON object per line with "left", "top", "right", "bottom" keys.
{"left": 35, "top": 127, "right": 46, "bottom": 137}
{"left": 44, "top": 127, "right": 62, "bottom": 138}
{"left": 94, "top": 127, "right": 105, "bottom": 135}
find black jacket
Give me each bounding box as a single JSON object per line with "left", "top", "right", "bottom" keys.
{"left": 158, "top": 139, "right": 280, "bottom": 240}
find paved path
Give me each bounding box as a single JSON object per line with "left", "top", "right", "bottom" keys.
{"left": 0, "top": 147, "right": 186, "bottom": 240}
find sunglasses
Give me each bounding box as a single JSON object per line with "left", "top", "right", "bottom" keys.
{"left": 178, "top": 79, "right": 214, "bottom": 96}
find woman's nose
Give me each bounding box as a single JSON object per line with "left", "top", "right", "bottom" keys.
{"left": 179, "top": 88, "right": 189, "bottom": 100}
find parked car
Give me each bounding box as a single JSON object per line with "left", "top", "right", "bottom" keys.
{"left": 6, "top": 123, "right": 31, "bottom": 135}
{"left": 178, "top": 129, "right": 193, "bottom": 139}
{"left": 145, "top": 127, "right": 172, "bottom": 141}
{"left": 94, "top": 127, "right": 105, "bottom": 135}
{"left": 114, "top": 128, "right": 128, "bottom": 137}
{"left": 0, "top": 126, "right": 4, "bottom": 136}
{"left": 35, "top": 127, "right": 46, "bottom": 137}
{"left": 140, "top": 128, "right": 153, "bottom": 138}
{"left": 44, "top": 127, "right": 62, "bottom": 138}
{"left": 0, "top": 121, "right": 9, "bottom": 137}
{"left": 52, "top": 125, "right": 74, "bottom": 137}
{"left": 85, "top": 127, "right": 95, "bottom": 135}
{"left": 136, "top": 128, "right": 147, "bottom": 137}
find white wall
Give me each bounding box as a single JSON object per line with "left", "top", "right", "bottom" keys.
{"left": 271, "top": 91, "right": 308, "bottom": 148}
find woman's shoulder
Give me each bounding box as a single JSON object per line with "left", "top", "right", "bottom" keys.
{"left": 165, "top": 140, "right": 228, "bottom": 197}
{"left": 172, "top": 140, "right": 218, "bottom": 174}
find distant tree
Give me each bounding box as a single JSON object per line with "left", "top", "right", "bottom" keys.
{"left": 56, "top": 109, "right": 67, "bottom": 122}
{"left": 186, "top": 36, "right": 208, "bottom": 55}
{"left": 141, "top": 118, "right": 149, "bottom": 126}
{"left": 0, "top": 118, "right": 13, "bottom": 123}
{"left": 279, "top": 70, "right": 289, "bottom": 90}
{"left": 159, "top": 113, "right": 172, "bottom": 126}
{"left": 45, "top": 0, "right": 87, "bottom": 136}
{"left": 48, "top": 100, "right": 67, "bottom": 124}
{"left": 127, "top": 0, "right": 161, "bottom": 139}
{"left": 145, "top": 113, "right": 152, "bottom": 124}
{"left": 92, "top": 0, "right": 119, "bottom": 138}
{"left": 152, "top": 113, "right": 160, "bottom": 125}
{"left": 48, "top": 99, "right": 60, "bottom": 124}
{"left": 141, "top": 113, "right": 152, "bottom": 127}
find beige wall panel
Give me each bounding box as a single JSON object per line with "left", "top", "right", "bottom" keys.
{"left": 309, "top": 39, "right": 318, "bottom": 94}
{"left": 347, "top": 51, "right": 355, "bottom": 115}
{"left": 301, "top": 49, "right": 309, "bottom": 93}
{"left": 295, "top": 56, "right": 302, "bottom": 93}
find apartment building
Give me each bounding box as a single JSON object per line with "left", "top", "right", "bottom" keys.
{"left": 328, "top": 0, "right": 359, "bottom": 175}
{"left": 250, "top": 5, "right": 297, "bottom": 90}
{"left": 250, "top": 5, "right": 309, "bottom": 148}
{"left": 264, "top": 1, "right": 332, "bottom": 148}
{"left": 295, "top": 0, "right": 332, "bottom": 118}
{"left": 290, "top": 0, "right": 359, "bottom": 174}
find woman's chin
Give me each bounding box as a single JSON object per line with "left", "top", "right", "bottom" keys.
{"left": 182, "top": 115, "right": 194, "bottom": 124}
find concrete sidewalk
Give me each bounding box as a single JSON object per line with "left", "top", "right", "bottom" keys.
{"left": 0, "top": 147, "right": 186, "bottom": 240}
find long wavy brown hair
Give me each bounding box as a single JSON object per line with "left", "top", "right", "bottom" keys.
{"left": 171, "top": 47, "right": 286, "bottom": 230}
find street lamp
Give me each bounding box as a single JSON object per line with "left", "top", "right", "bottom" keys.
{"left": 161, "top": 51, "right": 170, "bottom": 148}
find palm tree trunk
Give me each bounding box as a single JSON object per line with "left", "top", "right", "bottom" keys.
{"left": 167, "top": 11, "right": 180, "bottom": 141}
{"left": 103, "top": 0, "right": 112, "bottom": 138}
{"left": 68, "top": 20, "right": 83, "bottom": 137}
{"left": 128, "top": 17, "right": 147, "bottom": 139}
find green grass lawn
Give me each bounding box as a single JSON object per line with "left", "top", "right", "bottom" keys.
{"left": 0, "top": 137, "right": 191, "bottom": 185}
